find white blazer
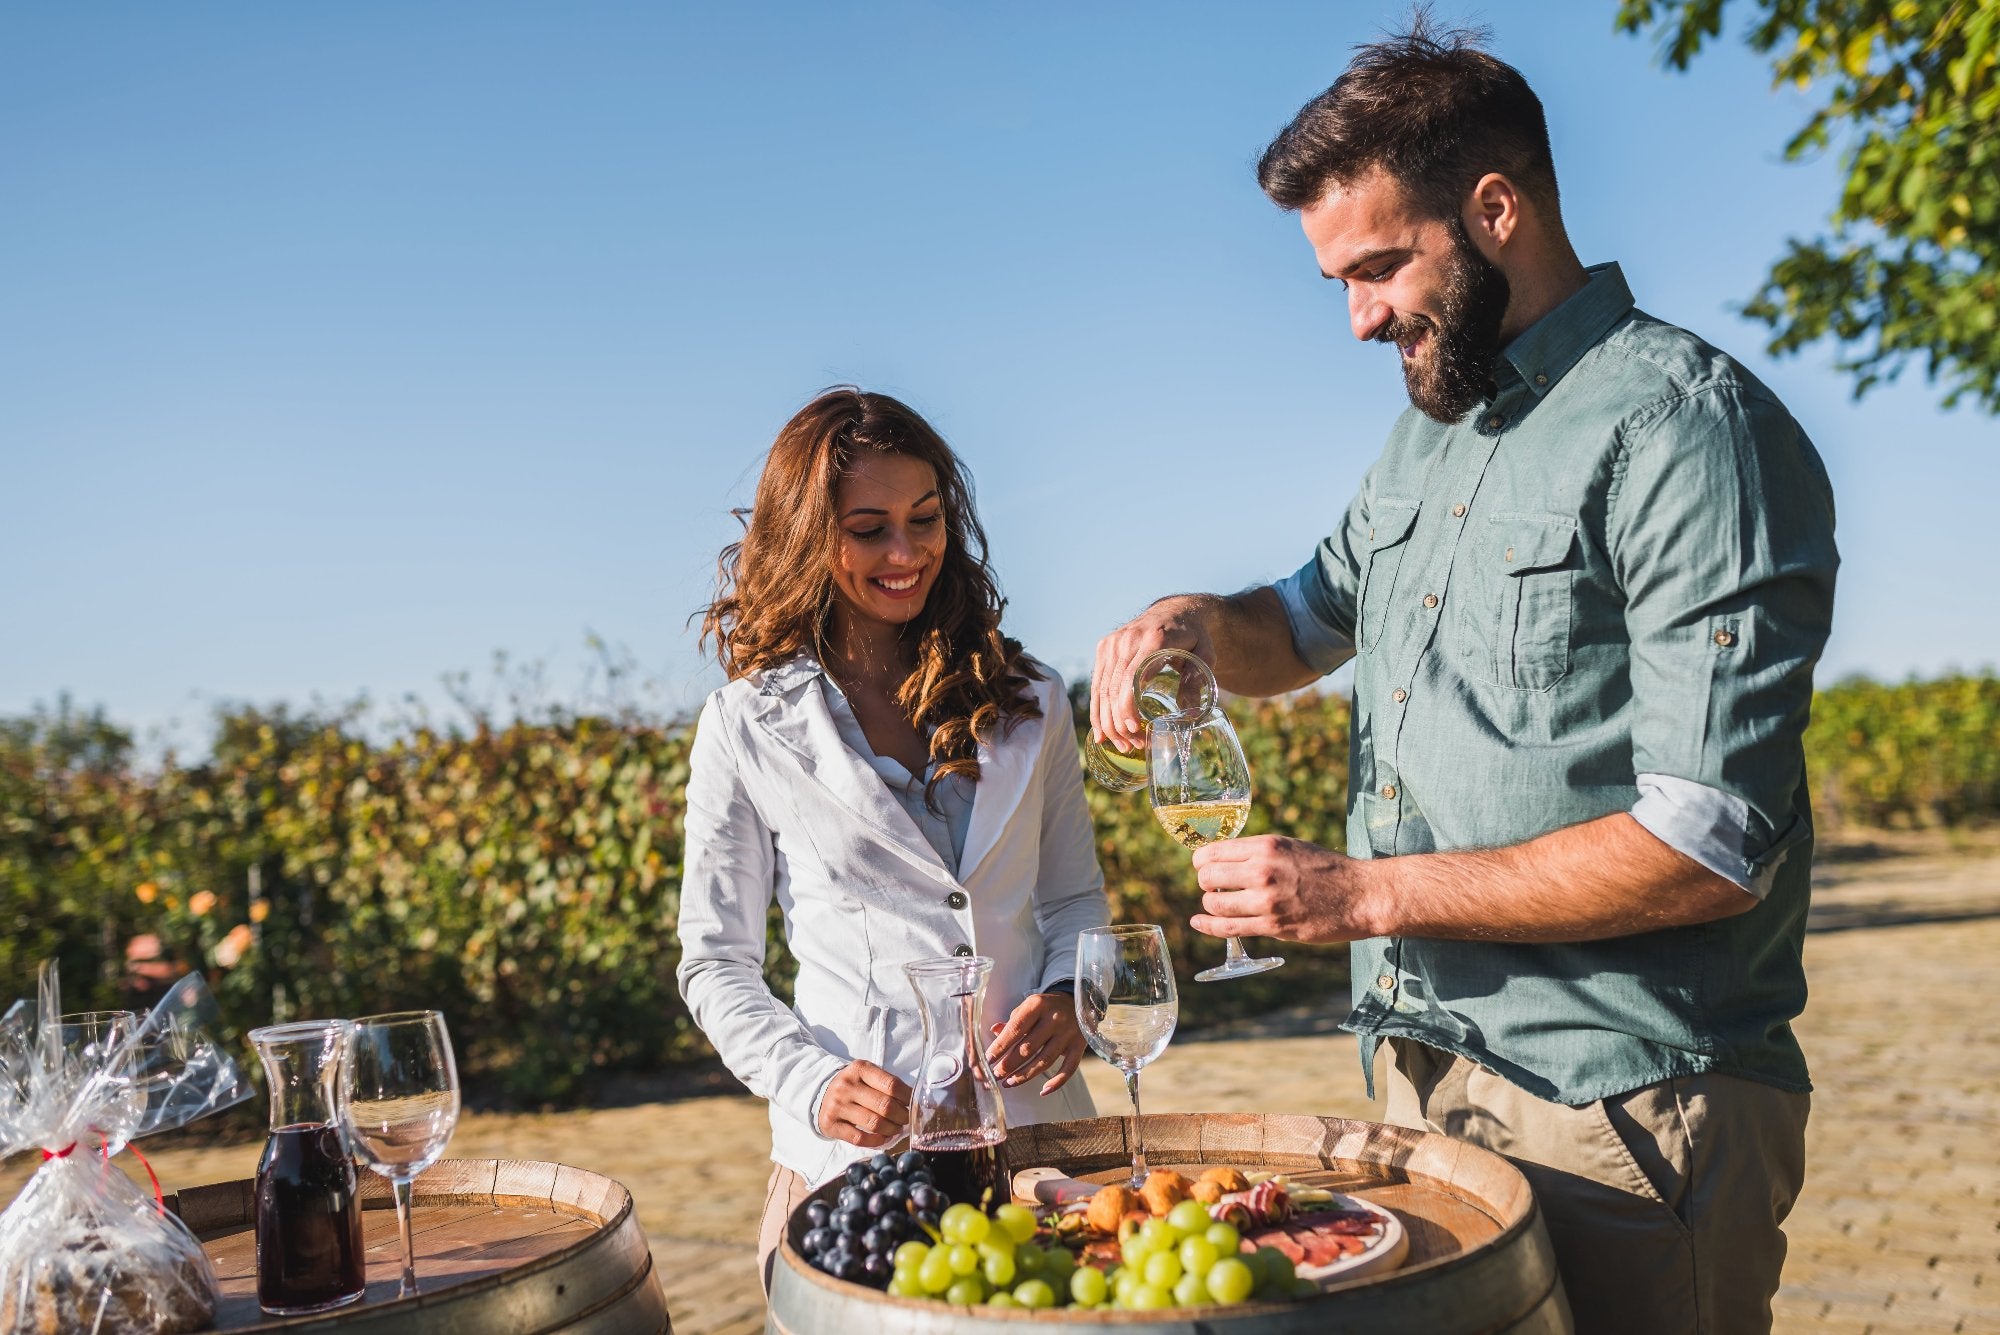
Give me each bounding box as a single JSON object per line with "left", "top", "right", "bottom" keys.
{"left": 675, "top": 654, "right": 1105, "bottom": 1185}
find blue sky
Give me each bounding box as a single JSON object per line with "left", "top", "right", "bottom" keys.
{"left": 4, "top": 2, "right": 1995, "bottom": 745}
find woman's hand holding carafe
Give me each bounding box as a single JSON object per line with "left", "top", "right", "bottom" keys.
{"left": 816, "top": 1061, "right": 912, "bottom": 1148}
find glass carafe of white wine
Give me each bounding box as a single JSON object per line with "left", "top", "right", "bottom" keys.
{"left": 1149, "top": 704, "right": 1285, "bottom": 981}
{"left": 1084, "top": 649, "right": 1218, "bottom": 792}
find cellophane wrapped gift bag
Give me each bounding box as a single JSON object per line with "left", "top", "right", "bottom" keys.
{"left": 0, "top": 963, "right": 251, "bottom": 1334}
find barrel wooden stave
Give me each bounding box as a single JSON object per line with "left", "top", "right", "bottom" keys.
{"left": 767, "top": 1115, "right": 1569, "bottom": 1334}
{"left": 174, "top": 1158, "right": 670, "bottom": 1334}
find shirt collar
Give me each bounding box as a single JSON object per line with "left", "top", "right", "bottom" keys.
{"left": 757, "top": 653, "right": 826, "bottom": 697}
{"left": 1501, "top": 261, "right": 1634, "bottom": 398}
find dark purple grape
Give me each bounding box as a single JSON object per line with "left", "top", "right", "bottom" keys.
{"left": 802, "top": 1226, "right": 836, "bottom": 1256}
{"left": 881, "top": 1179, "right": 910, "bottom": 1206}
{"left": 862, "top": 1223, "right": 897, "bottom": 1254}
{"left": 915, "top": 1207, "right": 940, "bottom": 1230}
{"left": 845, "top": 1162, "right": 872, "bottom": 1187}
{"left": 864, "top": 1190, "right": 893, "bottom": 1218}
{"left": 835, "top": 1206, "right": 868, "bottom": 1236}
{"left": 909, "top": 1182, "right": 942, "bottom": 1213}
{"left": 832, "top": 1251, "right": 864, "bottom": 1282}
{"left": 804, "top": 1200, "right": 831, "bottom": 1229}
{"left": 837, "top": 1186, "right": 866, "bottom": 1213}
{"left": 869, "top": 1152, "right": 896, "bottom": 1176}
{"left": 895, "top": 1149, "right": 926, "bottom": 1175}
{"left": 906, "top": 1168, "right": 933, "bottom": 1188}
{"left": 861, "top": 1252, "right": 893, "bottom": 1284}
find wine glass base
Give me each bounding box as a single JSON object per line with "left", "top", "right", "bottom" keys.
{"left": 1195, "top": 955, "right": 1285, "bottom": 982}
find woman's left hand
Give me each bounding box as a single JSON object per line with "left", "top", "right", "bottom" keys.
{"left": 985, "top": 991, "right": 1087, "bottom": 1096}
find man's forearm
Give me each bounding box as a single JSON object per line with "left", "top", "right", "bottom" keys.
{"left": 1367, "top": 813, "right": 1754, "bottom": 942}
{"left": 1158, "top": 586, "right": 1321, "bottom": 698}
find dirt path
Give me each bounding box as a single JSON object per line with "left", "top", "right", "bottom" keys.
{"left": 6, "top": 831, "right": 1996, "bottom": 1333}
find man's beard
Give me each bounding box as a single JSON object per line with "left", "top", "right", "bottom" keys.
{"left": 1375, "top": 221, "right": 1511, "bottom": 424}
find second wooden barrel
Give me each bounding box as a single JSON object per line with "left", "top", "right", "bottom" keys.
{"left": 768, "top": 1113, "right": 1570, "bottom": 1334}
{"left": 173, "top": 1158, "right": 670, "bottom": 1333}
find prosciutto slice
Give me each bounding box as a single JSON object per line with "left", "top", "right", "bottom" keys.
{"left": 1245, "top": 1209, "right": 1385, "bottom": 1272}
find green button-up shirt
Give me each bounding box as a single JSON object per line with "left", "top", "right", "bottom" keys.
{"left": 1279, "top": 263, "right": 1838, "bottom": 1105}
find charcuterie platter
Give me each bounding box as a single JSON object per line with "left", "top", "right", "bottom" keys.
{"left": 1013, "top": 1164, "right": 1409, "bottom": 1290}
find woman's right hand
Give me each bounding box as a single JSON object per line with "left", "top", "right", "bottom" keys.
{"left": 816, "top": 1060, "right": 913, "bottom": 1148}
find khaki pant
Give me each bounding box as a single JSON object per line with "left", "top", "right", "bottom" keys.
{"left": 1382, "top": 1038, "right": 1808, "bottom": 1335}
{"left": 757, "top": 1163, "right": 814, "bottom": 1296}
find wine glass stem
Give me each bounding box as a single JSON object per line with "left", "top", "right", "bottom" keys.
{"left": 1224, "top": 938, "right": 1250, "bottom": 964}
{"left": 1126, "top": 1068, "right": 1148, "bottom": 1190}
{"left": 392, "top": 1176, "right": 419, "bottom": 1298}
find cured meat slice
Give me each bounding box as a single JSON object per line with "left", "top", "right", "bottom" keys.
{"left": 1246, "top": 1205, "right": 1390, "bottom": 1277}
{"left": 1250, "top": 1227, "right": 1310, "bottom": 1264}
{"left": 1308, "top": 1210, "right": 1382, "bottom": 1235}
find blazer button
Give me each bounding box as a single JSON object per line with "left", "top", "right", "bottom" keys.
{"left": 952, "top": 944, "right": 974, "bottom": 957}
{"left": 945, "top": 891, "right": 968, "bottom": 910}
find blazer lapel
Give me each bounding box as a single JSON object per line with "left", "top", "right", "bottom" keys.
{"left": 747, "top": 663, "right": 952, "bottom": 883}
{"left": 956, "top": 711, "right": 1040, "bottom": 884}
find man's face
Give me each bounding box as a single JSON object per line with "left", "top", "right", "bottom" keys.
{"left": 1300, "top": 166, "right": 1511, "bottom": 424}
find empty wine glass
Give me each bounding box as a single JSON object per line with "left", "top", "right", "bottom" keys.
{"left": 1149, "top": 705, "right": 1284, "bottom": 982}
{"left": 337, "top": 1011, "right": 460, "bottom": 1299}
{"left": 1075, "top": 924, "right": 1178, "bottom": 1190}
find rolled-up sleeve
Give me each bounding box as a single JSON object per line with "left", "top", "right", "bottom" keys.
{"left": 675, "top": 698, "right": 848, "bottom": 1128}
{"left": 1274, "top": 490, "right": 1368, "bottom": 677}
{"left": 1610, "top": 385, "right": 1838, "bottom": 896}
{"left": 1029, "top": 673, "right": 1110, "bottom": 992}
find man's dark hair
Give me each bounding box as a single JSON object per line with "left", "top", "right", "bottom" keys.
{"left": 1257, "top": 14, "right": 1559, "bottom": 221}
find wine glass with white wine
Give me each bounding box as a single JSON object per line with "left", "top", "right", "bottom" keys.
{"left": 1074, "top": 924, "right": 1178, "bottom": 1190}
{"left": 1149, "top": 705, "right": 1285, "bottom": 982}
{"left": 338, "top": 1011, "right": 461, "bottom": 1300}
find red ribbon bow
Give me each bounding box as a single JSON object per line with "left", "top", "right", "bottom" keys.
{"left": 38, "top": 1138, "right": 163, "bottom": 1209}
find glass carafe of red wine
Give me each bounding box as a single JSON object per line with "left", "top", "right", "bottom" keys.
{"left": 903, "top": 956, "right": 1009, "bottom": 1211}
{"left": 249, "top": 1020, "right": 367, "bottom": 1316}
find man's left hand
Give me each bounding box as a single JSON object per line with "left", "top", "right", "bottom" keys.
{"left": 1191, "top": 834, "right": 1379, "bottom": 944}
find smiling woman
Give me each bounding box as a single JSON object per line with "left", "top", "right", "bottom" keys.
{"left": 680, "top": 387, "right": 1109, "bottom": 1291}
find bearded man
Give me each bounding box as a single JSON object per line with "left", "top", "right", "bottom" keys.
{"left": 1092, "top": 21, "right": 1837, "bottom": 1334}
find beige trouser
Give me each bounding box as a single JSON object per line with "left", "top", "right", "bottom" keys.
{"left": 1382, "top": 1038, "right": 1809, "bottom": 1335}
{"left": 757, "top": 1163, "right": 814, "bottom": 1296}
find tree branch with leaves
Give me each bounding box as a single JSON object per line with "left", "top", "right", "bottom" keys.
{"left": 1619, "top": 0, "right": 2000, "bottom": 411}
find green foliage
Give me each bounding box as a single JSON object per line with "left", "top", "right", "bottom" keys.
{"left": 0, "top": 704, "right": 698, "bottom": 1106}
{"left": 1617, "top": 0, "right": 2000, "bottom": 411}
{"left": 3, "top": 673, "right": 1994, "bottom": 1104}
{"left": 1802, "top": 672, "right": 2000, "bottom": 824}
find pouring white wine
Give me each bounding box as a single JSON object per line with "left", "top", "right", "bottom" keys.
{"left": 1148, "top": 707, "right": 1283, "bottom": 982}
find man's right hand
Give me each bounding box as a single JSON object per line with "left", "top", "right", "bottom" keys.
{"left": 1091, "top": 597, "right": 1217, "bottom": 751}
{"left": 816, "top": 1060, "right": 912, "bottom": 1148}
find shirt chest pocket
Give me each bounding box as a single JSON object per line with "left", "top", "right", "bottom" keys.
{"left": 1356, "top": 501, "right": 1421, "bottom": 651}
{"left": 1461, "top": 515, "right": 1579, "bottom": 690}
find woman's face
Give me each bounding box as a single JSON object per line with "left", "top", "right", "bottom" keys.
{"left": 830, "top": 452, "right": 947, "bottom": 628}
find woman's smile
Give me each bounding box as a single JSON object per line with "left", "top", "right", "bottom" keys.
{"left": 869, "top": 566, "right": 928, "bottom": 599}
{"left": 833, "top": 451, "right": 948, "bottom": 627}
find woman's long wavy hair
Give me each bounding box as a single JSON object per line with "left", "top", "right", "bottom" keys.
{"left": 700, "top": 387, "right": 1042, "bottom": 794}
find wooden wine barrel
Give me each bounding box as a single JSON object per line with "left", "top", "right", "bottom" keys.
{"left": 170, "top": 1158, "right": 670, "bottom": 1333}
{"left": 768, "top": 1114, "right": 1570, "bottom": 1334}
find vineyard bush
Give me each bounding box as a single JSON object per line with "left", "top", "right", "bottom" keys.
{"left": 2, "top": 673, "right": 1993, "bottom": 1104}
